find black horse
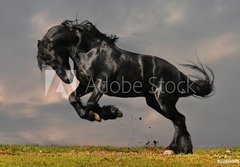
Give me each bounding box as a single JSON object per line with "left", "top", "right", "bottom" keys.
{"left": 37, "top": 20, "right": 214, "bottom": 154}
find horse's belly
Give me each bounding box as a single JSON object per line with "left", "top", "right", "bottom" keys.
{"left": 105, "top": 91, "right": 144, "bottom": 98}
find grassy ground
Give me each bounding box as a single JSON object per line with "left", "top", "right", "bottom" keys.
{"left": 0, "top": 145, "right": 239, "bottom": 167}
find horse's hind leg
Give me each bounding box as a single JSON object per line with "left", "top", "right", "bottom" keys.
{"left": 145, "top": 94, "right": 193, "bottom": 154}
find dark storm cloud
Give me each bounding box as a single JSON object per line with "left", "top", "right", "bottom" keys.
{"left": 0, "top": 0, "right": 240, "bottom": 147}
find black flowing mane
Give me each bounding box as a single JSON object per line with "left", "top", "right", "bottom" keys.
{"left": 62, "top": 20, "right": 119, "bottom": 45}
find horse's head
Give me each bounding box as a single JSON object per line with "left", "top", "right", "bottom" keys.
{"left": 37, "top": 20, "right": 119, "bottom": 83}
{"left": 37, "top": 23, "right": 80, "bottom": 84}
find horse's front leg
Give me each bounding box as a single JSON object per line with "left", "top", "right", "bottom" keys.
{"left": 86, "top": 79, "right": 123, "bottom": 120}
{"left": 69, "top": 82, "right": 101, "bottom": 122}
{"left": 86, "top": 79, "right": 105, "bottom": 107}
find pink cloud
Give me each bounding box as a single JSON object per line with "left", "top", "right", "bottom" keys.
{"left": 196, "top": 33, "right": 240, "bottom": 61}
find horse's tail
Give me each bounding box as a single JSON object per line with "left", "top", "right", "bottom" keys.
{"left": 179, "top": 61, "right": 215, "bottom": 98}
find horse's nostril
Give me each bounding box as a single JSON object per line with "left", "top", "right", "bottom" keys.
{"left": 65, "top": 79, "right": 71, "bottom": 84}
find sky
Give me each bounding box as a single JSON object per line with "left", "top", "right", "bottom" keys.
{"left": 0, "top": 0, "right": 240, "bottom": 147}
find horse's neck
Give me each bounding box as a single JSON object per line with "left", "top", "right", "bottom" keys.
{"left": 72, "top": 48, "right": 98, "bottom": 67}
{"left": 87, "top": 38, "right": 101, "bottom": 49}
{"left": 71, "top": 40, "right": 111, "bottom": 66}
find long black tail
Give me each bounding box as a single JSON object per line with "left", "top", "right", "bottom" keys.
{"left": 179, "top": 61, "right": 215, "bottom": 98}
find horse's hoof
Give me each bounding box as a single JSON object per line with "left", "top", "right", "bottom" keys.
{"left": 163, "top": 150, "right": 175, "bottom": 155}
{"left": 94, "top": 113, "right": 102, "bottom": 122}
{"left": 110, "top": 106, "right": 123, "bottom": 118}
{"left": 116, "top": 110, "right": 123, "bottom": 118}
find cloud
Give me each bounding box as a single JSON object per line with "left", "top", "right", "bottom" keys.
{"left": 0, "top": 79, "right": 64, "bottom": 105}
{"left": 145, "top": 112, "right": 162, "bottom": 123}
{"left": 116, "top": 8, "right": 161, "bottom": 37}
{"left": 115, "top": 2, "right": 186, "bottom": 38}
{"left": 0, "top": 83, "right": 5, "bottom": 103}
{"left": 20, "top": 127, "right": 70, "bottom": 144}
{"left": 30, "top": 10, "right": 59, "bottom": 39}
{"left": 196, "top": 33, "right": 240, "bottom": 62}
{"left": 163, "top": 4, "right": 186, "bottom": 25}
{"left": 6, "top": 107, "right": 39, "bottom": 119}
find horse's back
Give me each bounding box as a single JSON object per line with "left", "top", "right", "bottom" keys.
{"left": 141, "top": 55, "right": 180, "bottom": 81}
{"left": 103, "top": 47, "right": 181, "bottom": 97}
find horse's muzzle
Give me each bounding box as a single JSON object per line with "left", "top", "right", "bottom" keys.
{"left": 56, "top": 68, "right": 74, "bottom": 84}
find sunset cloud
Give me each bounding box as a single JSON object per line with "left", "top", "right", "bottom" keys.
{"left": 163, "top": 5, "right": 186, "bottom": 25}
{"left": 30, "top": 10, "right": 59, "bottom": 39}
{"left": 196, "top": 33, "right": 240, "bottom": 61}
{"left": 0, "top": 83, "right": 5, "bottom": 103}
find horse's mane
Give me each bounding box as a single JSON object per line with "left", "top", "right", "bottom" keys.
{"left": 62, "top": 20, "right": 119, "bottom": 45}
